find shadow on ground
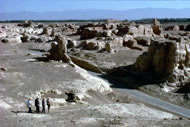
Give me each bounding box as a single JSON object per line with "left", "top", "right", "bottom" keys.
{"left": 11, "top": 111, "right": 28, "bottom": 114}
{"left": 34, "top": 56, "right": 49, "bottom": 62}
{"left": 176, "top": 83, "right": 190, "bottom": 93}
{"left": 98, "top": 65, "right": 168, "bottom": 90}
{"left": 11, "top": 110, "right": 48, "bottom": 114}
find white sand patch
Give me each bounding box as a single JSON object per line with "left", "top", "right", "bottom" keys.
{"left": 0, "top": 31, "right": 6, "bottom": 38}
{"left": 161, "top": 84, "right": 176, "bottom": 93}
{"left": 23, "top": 59, "right": 37, "bottom": 62}
{"left": 14, "top": 103, "right": 25, "bottom": 108}
{"left": 26, "top": 51, "right": 43, "bottom": 56}
{"left": 0, "top": 99, "right": 12, "bottom": 109}
{"left": 0, "top": 72, "right": 6, "bottom": 79}
{"left": 18, "top": 64, "right": 112, "bottom": 105}
{"left": 17, "top": 92, "right": 24, "bottom": 97}
{"left": 0, "top": 63, "right": 13, "bottom": 71}
{"left": 17, "top": 82, "right": 25, "bottom": 86}
{"left": 1, "top": 72, "right": 26, "bottom": 85}
{"left": 76, "top": 117, "right": 103, "bottom": 125}
{"left": 52, "top": 98, "right": 66, "bottom": 107}
{"left": 13, "top": 72, "right": 25, "bottom": 78}
{"left": 54, "top": 64, "right": 68, "bottom": 68}
{"left": 89, "top": 104, "right": 176, "bottom": 120}
{"left": 71, "top": 66, "right": 112, "bottom": 99}
{"left": 0, "top": 87, "right": 6, "bottom": 92}
{"left": 18, "top": 113, "right": 49, "bottom": 119}
{"left": 4, "top": 97, "right": 25, "bottom": 108}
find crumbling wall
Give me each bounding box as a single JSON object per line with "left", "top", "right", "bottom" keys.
{"left": 134, "top": 38, "right": 190, "bottom": 88}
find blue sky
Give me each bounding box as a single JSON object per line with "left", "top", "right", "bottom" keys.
{"left": 1, "top": 0, "right": 190, "bottom": 20}
{"left": 1, "top": 0, "right": 190, "bottom": 12}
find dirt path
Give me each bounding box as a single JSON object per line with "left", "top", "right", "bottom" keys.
{"left": 117, "top": 88, "right": 190, "bottom": 119}
{"left": 89, "top": 71, "right": 190, "bottom": 119}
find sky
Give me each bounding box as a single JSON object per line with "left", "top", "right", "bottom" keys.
{"left": 0, "top": 0, "right": 190, "bottom": 20}
{"left": 1, "top": 0, "right": 190, "bottom": 13}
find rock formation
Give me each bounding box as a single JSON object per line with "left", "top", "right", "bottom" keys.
{"left": 80, "top": 27, "right": 112, "bottom": 40}
{"left": 85, "top": 41, "right": 99, "bottom": 50}
{"left": 106, "top": 37, "right": 123, "bottom": 48}
{"left": 134, "top": 38, "right": 190, "bottom": 88}
{"left": 41, "top": 27, "right": 49, "bottom": 35}
{"left": 153, "top": 19, "right": 160, "bottom": 26}
{"left": 105, "top": 42, "right": 113, "bottom": 53}
{"left": 152, "top": 25, "right": 162, "bottom": 35}
{"left": 70, "top": 55, "right": 103, "bottom": 73}
{"left": 103, "top": 23, "right": 117, "bottom": 30}
{"left": 117, "top": 25, "right": 130, "bottom": 36}
{"left": 50, "top": 28, "right": 55, "bottom": 37}
{"left": 18, "top": 20, "right": 33, "bottom": 27}
{"left": 185, "top": 24, "right": 190, "bottom": 31}
{"left": 123, "top": 34, "right": 135, "bottom": 48}
{"left": 65, "top": 91, "right": 80, "bottom": 102}
{"left": 78, "top": 39, "right": 105, "bottom": 51}
{"left": 179, "top": 25, "right": 185, "bottom": 31}
{"left": 165, "top": 25, "right": 180, "bottom": 31}
{"left": 67, "top": 39, "right": 77, "bottom": 49}
{"left": 135, "top": 36, "right": 151, "bottom": 46}
{"left": 1, "top": 35, "right": 22, "bottom": 44}
{"left": 117, "top": 24, "right": 153, "bottom": 36}
{"left": 21, "top": 33, "right": 30, "bottom": 42}
{"left": 123, "top": 39, "right": 135, "bottom": 48}
{"left": 48, "top": 34, "right": 72, "bottom": 63}
{"left": 152, "top": 19, "right": 162, "bottom": 35}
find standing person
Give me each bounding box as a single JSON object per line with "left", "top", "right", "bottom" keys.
{"left": 35, "top": 97, "right": 40, "bottom": 113}
{"left": 46, "top": 97, "right": 51, "bottom": 113}
{"left": 42, "top": 98, "right": 45, "bottom": 113}
{"left": 27, "top": 98, "right": 32, "bottom": 113}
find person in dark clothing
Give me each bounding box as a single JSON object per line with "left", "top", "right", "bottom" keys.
{"left": 46, "top": 97, "right": 51, "bottom": 113}
{"left": 42, "top": 98, "right": 45, "bottom": 113}
{"left": 35, "top": 98, "right": 37, "bottom": 112}
{"left": 35, "top": 97, "right": 40, "bottom": 113}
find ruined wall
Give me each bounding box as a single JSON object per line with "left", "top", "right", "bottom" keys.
{"left": 134, "top": 38, "right": 190, "bottom": 87}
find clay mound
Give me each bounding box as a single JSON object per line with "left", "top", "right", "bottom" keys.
{"left": 17, "top": 20, "right": 33, "bottom": 27}
{"left": 48, "top": 34, "right": 72, "bottom": 63}
{"left": 134, "top": 38, "right": 190, "bottom": 89}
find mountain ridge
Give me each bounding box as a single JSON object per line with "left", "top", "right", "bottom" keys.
{"left": 0, "top": 8, "right": 190, "bottom": 20}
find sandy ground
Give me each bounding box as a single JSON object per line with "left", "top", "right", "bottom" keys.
{"left": 0, "top": 23, "right": 190, "bottom": 127}
{"left": 0, "top": 41, "right": 189, "bottom": 127}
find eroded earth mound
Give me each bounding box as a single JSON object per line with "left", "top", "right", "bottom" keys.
{"left": 134, "top": 38, "right": 190, "bottom": 90}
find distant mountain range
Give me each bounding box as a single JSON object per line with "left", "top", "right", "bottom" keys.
{"left": 0, "top": 8, "right": 190, "bottom": 21}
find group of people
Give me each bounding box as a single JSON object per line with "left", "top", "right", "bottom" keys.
{"left": 26, "top": 97, "right": 51, "bottom": 113}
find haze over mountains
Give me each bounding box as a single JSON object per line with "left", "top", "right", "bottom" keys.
{"left": 0, "top": 8, "right": 190, "bottom": 20}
